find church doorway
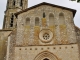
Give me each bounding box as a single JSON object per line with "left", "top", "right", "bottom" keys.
{"left": 34, "top": 51, "right": 58, "bottom": 60}
{"left": 43, "top": 58, "right": 49, "bottom": 60}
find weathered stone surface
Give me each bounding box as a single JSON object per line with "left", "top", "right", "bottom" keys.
{"left": 0, "top": 1, "right": 80, "bottom": 60}
{"left": 14, "top": 44, "right": 79, "bottom": 60}
{"left": 0, "top": 30, "right": 12, "bottom": 60}
{"left": 16, "top": 5, "right": 77, "bottom": 45}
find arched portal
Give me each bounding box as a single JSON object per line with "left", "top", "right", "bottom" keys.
{"left": 43, "top": 58, "right": 49, "bottom": 60}
{"left": 34, "top": 51, "right": 58, "bottom": 60}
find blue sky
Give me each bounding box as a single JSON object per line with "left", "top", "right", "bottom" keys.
{"left": 0, "top": 0, "right": 80, "bottom": 29}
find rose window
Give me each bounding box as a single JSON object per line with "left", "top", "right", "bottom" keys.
{"left": 39, "top": 29, "right": 53, "bottom": 43}
{"left": 43, "top": 33, "right": 50, "bottom": 40}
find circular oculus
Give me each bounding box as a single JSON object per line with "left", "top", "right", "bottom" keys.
{"left": 39, "top": 29, "right": 53, "bottom": 43}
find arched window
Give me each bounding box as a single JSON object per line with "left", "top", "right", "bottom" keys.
{"left": 10, "top": 13, "right": 14, "bottom": 27}
{"left": 13, "top": 0, "right": 15, "bottom": 6}
{"left": 26, "top": 17, "right": 30, "bottom": 26}
{"left": 49, "top": 13, "right": 54, "bottom": 26}
{"left": 43, "top": 12, "right": 46, "bottom": 18}
{"left": 35, "top": 17, "right": 39, "bottom": 26}
{"left": 59, "top": 13, "right": 65, "bottom": 25}
{"left": 15, "top": 23, "right": 17, "bottom": 28}
{"left": 20, "top": 0, "right": 23, "bottom": 6}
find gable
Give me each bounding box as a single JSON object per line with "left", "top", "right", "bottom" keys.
{"left": 16, "top": 4, "right": 77, "bottom": 45}
{"left": 15, "top": 2, "right": 76, "bottom": 17}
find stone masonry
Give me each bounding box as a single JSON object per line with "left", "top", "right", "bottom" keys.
{"left": 0, "top": 0, "right": 80, "bottom": 60}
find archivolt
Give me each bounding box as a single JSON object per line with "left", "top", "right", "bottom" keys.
{"left": 34, "top": 51, "right": 58, "bottom": 60}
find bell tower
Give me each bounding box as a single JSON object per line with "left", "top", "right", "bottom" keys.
{"left": 3, "top": 0, "right": 28, "bottom": 29}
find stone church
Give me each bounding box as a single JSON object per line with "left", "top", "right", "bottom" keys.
{"left": 0, "top": 0, "right": 80, "bottom": 60}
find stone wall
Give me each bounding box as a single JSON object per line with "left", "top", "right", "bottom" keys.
{"left": 6, "top": 0, "right": 28, "bottom": 10}
{"left": 3, "top": 8, "right": 21, "bottom": 29}
{"left": 75, "top": 26, "right": 80, "bottom": 43}
{"left": 4, "top": 4, "right": 80, "bottom": 60}
{"left": 0, "top": 30, "right": 12, "bottom": 60}
{"left": 6, "top": 29, "right": 17, "bottom": 60}
{"left": 3, "top": 0, "right": 28, "bottom": 29}
{"left": 16, "top": 5, "right": 76, "bottom": 46}
{"left": 14, "top": 44, "right": 79, "bottom": 60}
{"left": 75, "top": 26, "right": 80, "bottom": 58}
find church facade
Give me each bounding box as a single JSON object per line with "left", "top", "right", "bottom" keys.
{"left": 0, "top": 0, "right": 80, "bottom": 60}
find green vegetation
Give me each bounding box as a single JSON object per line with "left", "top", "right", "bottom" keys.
{"left": 77, "top": 0, "right": 80, "bottom": 2}
{"left": 71, "top": 0, "right": 80, "bottom": 2}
